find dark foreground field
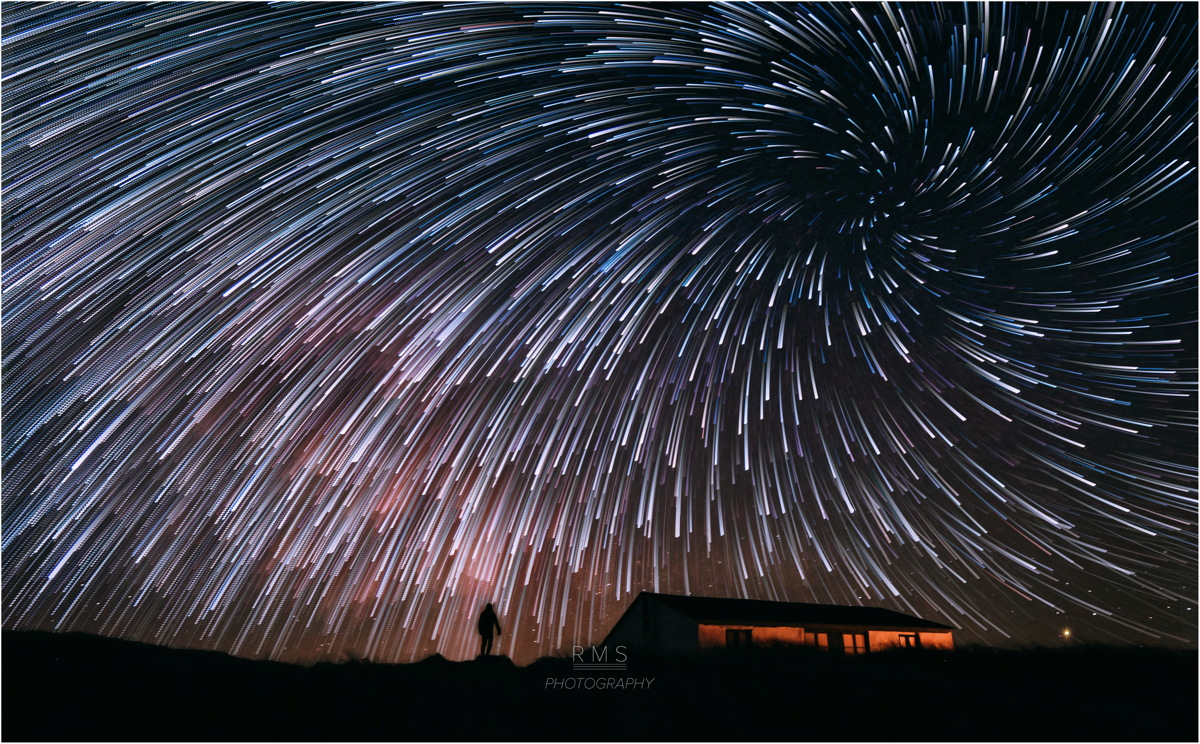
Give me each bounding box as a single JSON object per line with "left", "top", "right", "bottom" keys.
{"left": 3, "top": 630, "right": 1196, "bottom": 742}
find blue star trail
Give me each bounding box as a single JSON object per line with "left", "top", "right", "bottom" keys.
{"left": 3, "top": 2, "right": 1196, "bottom": 665}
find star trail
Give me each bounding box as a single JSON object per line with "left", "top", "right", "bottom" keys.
{"left": 3, "top": 2, "right": 1196, "bottom": 665}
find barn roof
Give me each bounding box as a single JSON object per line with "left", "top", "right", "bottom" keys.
{"left": 640, "top": 592, "right": 955, "bottom": 630}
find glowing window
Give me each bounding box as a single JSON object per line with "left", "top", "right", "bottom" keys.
{"left": 725, "top": 628, "right": 752, "bottom": 647}
{"left": 845, "top": 633, "right": 868, "bottom": 654}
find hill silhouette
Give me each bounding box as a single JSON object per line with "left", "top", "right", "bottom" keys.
{"left": 3, "top": 629, "right": 1195, "bottom": 741}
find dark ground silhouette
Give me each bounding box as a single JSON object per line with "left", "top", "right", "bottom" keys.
{"left": 3, "top": 629, "right": 1195, "bottom": 741}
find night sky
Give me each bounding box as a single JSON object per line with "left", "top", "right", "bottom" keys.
{"left": 3, "top": 2, "right": 1196, "bottom": 666}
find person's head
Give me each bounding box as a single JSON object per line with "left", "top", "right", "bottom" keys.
{"left": 485, "top": 602, "right": 493, "bottom": 611}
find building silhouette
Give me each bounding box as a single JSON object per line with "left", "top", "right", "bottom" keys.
{"left": 603, "top": 592, "right": 955, "bottom": 655}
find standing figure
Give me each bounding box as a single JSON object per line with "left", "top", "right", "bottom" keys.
{"left": 477, "top": 602, "right": 502, "bottom": 656}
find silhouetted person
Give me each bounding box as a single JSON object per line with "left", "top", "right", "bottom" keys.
{"left": 477, "top": 603, "right": 502, "bottom": 656}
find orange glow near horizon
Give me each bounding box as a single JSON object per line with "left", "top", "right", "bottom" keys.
{"left": 698, "top": 623, "right": 954, "bottom": 652}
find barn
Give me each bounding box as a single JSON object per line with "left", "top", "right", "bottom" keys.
{"left": 602, "top": 592, "right": 955, "bottom": 655}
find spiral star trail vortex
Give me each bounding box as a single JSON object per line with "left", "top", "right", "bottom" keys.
{"left": 2, "top": 2, "right": 1196, "bottom": 665}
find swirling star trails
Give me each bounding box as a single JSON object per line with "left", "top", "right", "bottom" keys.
{"left": 3, "top": 2, "right": 1196, "bottom": 664}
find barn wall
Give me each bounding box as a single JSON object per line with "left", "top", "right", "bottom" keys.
{"left": 869, "top": 629, "right": 954, "bottom": 650}
{"left": 602, "top": 599, "right": 719, "bottom": 654}
{"left": 605, "top": 595, "right": 956, "bottom": 655}
{"left": 697, "top": 624, "right": 807, "bottom": 649}
{"left": 754, "top": 626, "right": 807, "bottom": 646}
{"left": 698, "top": 624, "right": 724, "bottom": 649}
{"left": 651, "top": 602, "right": 701, "bottom": 653}
{"left": 601, "top": 596, "right": 645, "bottom": 650}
